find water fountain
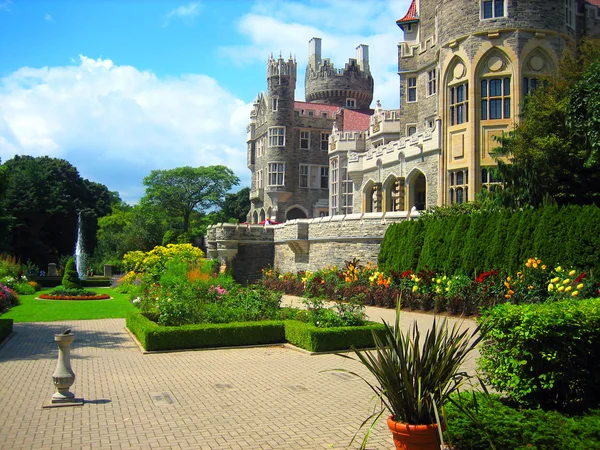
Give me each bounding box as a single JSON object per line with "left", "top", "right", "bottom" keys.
{"left": 74, "top": 212, "right": 86, "bottom": 279}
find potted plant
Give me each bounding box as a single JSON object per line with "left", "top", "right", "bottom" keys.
{"left": 337, "top": 302, "right": 484, "bottom": 450}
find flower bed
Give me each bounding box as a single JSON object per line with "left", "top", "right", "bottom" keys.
{"left": 38, "top": 293, "right": 111, "bottom": 300}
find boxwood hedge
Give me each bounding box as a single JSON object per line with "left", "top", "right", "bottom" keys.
{"left": 0, "top": 318, "right": 12, "bottom": 343}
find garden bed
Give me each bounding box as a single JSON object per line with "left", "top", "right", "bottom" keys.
{"left": 126, "top": 311, "right": 385, "bottom": 353}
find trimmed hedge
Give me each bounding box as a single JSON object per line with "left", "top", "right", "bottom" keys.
{"left": 284, "top": 320, "right": 386, "bottom": 353}
{"left": 126, "top": 311, "right": 386, "bottom": 353}
{"left": 0, "top": 318, "right": 13, "bottom": 342}
{"left": 478, "top": 298, "right": 600, "bottom": 412}
{"left": 127, "top": 311, "right": 285, "bottom": 351}
{"left": 379, "top": 204, "right": 600, "bottom": 276}
{"left": 443, "top": 393, "right": 600, "bottom": 450}
{"left": 33, "top": 277, "right": 112, "bottom": 288}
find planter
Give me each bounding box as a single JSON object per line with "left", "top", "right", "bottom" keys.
{"left": 387, "top": 416, "right": 440, "bottom": 450}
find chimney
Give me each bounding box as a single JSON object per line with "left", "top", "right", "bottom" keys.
{"left": 356, "top": 44, "right": 370, "bottom": 73}
{"left": 308, "top": 37, "right": 322, "bottom": 69}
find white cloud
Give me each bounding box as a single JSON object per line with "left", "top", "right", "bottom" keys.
{"left": 163, "top": 2, "right": 202, "bottom": 27}
{"left": 220, "top": 0, "right": 411, "bottom": 109}
{"left": 44, "top": 13, "right": 53, "bottom": 22}
{"left": 0, "top": 56, "right": 252, "bottom": 203}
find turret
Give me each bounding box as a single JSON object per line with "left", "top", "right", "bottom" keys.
{"left": 305, "top": 37, "right": 374, "bottom": 109}
{"left": 267, "top": 53, "right": 297, "bottom": 127}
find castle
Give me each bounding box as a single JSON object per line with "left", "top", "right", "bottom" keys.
{"left": 247, "top": 0, "right": 600, "bottom": 223}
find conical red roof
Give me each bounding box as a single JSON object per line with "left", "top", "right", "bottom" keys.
{"left": 396, "top": 0, "right": 419, "bottom": 29}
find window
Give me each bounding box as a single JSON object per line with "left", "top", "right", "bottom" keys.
{"left": 272, "top": 97, "right": 278, "bottom": 111}
{"left": 321, "top": 133, "right": 330, "bottom": 151}
{"left": 482, "top": 0, "right": 504, "bottom": 19}
{"left": 346, "top": 98, "right": 356, "bottom": 108}
{"left": 299, "top": 164, "right": 328, "bottom": 189}
{"left": 449, "top": 83, "right": 468, "bottom": 125}
{"left": 481, "top": 78, "right": 511, "bottom": 120}
{"left": 427, "top": 69, "right": 437, "bottom": 96}
{"left": 523, "top": 77, "right": 539, "bottom": 97}
{"left": 407, "top": 77, "right": 417, "bottom": 102}
{"left": 449, "top": 169, "right": 468, "bottom": 204}
{"left": 408, "top": 125, "right": 417, "bottom": 136}
{"left": 268, "top": 127, "right": 285, "bottom": 147}
{"left": 268, "top": 163, "right": 285, "bottom": 186}
{"left": 481, "top": 167, "right": 500, "bottom": 191}
{"left": 256, "top": 169, "right": 263, "bottom": 189}
{"left": 341, "top": 159, "right": 353, "bottom": 214}
{"left": 300, "top": 131, "right": 310, "bottom": 149}
{"left": 330, "top": 158, "right": 338, "bottom": 215}
{"left": 565, "top": 0, "right": 574, "bottom": 27}
{"left": 256, "top": 136, "right": 265, "bottom": 157}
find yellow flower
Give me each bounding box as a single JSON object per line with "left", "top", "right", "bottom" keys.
{"left": 437, "top": 279, "right": 441, "bottom": 284}
{"left": 412, "top": 285, "right": 418, "bottom": 292}
{"left": 533, "top": 263, "right": 538, "bottom": 269}
{"left": 558, "top": 286, "right": 565, "bottom": 292}
{"left": 528, "top": 285, "right": 534, "bottom": 290}
{"left": 565, "top": 286, "right": 572, "bottom": 292}
{"left": 569, "top": 270, "right": 577, "bottom": 277}
{"left": 551, "top": 277, "right": 560, "bottom": 284}
{"left": 548, "top": 284, "right": 554, "bottom": 291}
{"left": 556, "top": 266, "right": 562, "bottom": 273}
{"left": 577, "top": 283, "right": 584, "bottom": 290}
{"left": 563, "top": 279, "right": 571, "bottom": 285}
{"left": 542, "top": 265, "right": 547, "bottom": 270}
{"left": 572, "top": 291, "right": 579, "bottom": 297}
{"left": 525, "top": 262, "right": 532, "bottom": 268}
{"left": 506, "top": 277, "right": 511, "bottom": 282}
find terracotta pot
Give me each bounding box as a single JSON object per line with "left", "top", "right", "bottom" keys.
{"left": 387, "top": 416, "right": 440, "bottom": 450}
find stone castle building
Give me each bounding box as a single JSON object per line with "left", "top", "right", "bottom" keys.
{"left": 247, "top": 0, "right": 600, "bottom": 223}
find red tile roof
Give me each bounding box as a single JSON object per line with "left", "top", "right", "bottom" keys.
{"left": 341, "top": 109, "right": 371, "bottom": 132}
{"left": 587, "top": 0, "right": 600, "bottom": 7}
{"left": 294, "top": 101, "right": 340, "bottom": 116}
{"left": 396, "top": 0, "right": 418, "bottom": 25}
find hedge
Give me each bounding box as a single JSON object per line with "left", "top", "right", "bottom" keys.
{"left": 443, "top": 393, "right": 600, "bottom": 450}
{"left": 32, "top": 277, "right": 112, "bottom": 288}
{"left": 0, "top": 318, "right": 12, "bottom": 343}
{"left": 478, "top": 298, "right": 600, "bottom": 412}
{"left": 126, "top": 311, "right": 286, "bottom": 351}
{"left": 284, "top": 320, "right": 386, "bottom": 353}
{"left": 379, "top": 204, "right": 600, "bottom": 276}
{"left": 127, "top": 311, "right": 386, "bottom": 353}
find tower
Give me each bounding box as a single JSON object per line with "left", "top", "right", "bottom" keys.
{"left": 305, "top": 37, "right": 374, "bottom": 109}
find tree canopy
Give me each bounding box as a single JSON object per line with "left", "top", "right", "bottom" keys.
{"left": 141, "top": 165, "right": 239, "bottom": 233}
{"left": 0, "top": 155, "right": 114, "bottom": 266}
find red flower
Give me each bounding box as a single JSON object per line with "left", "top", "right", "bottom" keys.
{"left": 574, "top": 272, "right": 586, "bottom": 284}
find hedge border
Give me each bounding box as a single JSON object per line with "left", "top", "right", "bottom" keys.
{"left": 0, "top": 318, "right": 13, "bottom": 345}
{"left": 126, "top": 311, "right": 386, "bottom": 353}
{"left": 284, "top": 320, "right": 386, "bottom": 353}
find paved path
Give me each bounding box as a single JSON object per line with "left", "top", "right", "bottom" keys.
{"left": 0, "top": 302, "right": 478, "bottom": 450}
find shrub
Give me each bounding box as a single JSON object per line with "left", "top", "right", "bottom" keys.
{"left": 0, "top": 318, "right": 12, "bottom": 342}
{"left": 443, "top": 392, "right": 600, "bottom": 450}
{"left": 62, "top": 258, "right": 81, "bottom": 289}
{"left": 0, "top": 283, "right": 19, "bottom": 313}
{"left": 284, "top": 320, "right": 386, "bottom": 352}
{"left": 0, "top": 254, "right": 21, "bottom": 279}
{"left": 478, "top": 298, "right": 600, "bottom": 412}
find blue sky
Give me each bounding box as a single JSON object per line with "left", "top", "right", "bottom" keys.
{"left": 0, "top": 0, "right": 409, "bottom": 203}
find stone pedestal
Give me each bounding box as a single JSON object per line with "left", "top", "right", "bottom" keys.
{"left": 47, "top": 263, "right": 57, "bottom": 277}
{"left": 43, "top": 333, "right": 83, "bottom": 408}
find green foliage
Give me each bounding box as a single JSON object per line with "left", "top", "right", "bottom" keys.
{"left": 443, "top": 392, "right": 600, "bottom": 450}
{"left": 49, "top": 287, "right": 99, "bottom": 297}
{"left": 61, "top": 258, "right": 81, "bottom": 289}
{"left": 478, "top": 298, "right": 600, "bottom": 412}
{"left": 0, "top": 254, "right": 22, "bottom": 279}
{"left": 0, "top": 318, "right": 13, "bottom": 342}
{"left": 379, "top": 205, "right": 600, "bottom": 276}
{"left": 221, "top": 187, "right": 251, "bottom": 223}
{"left": 284, "top": 320, "right": 385, "bottom": 353}
{"left": 126, "top": 311, "right": 285, "bottom": 351}
{"left": 301, "top": 297, "right": 366, "bottom": 328}
{"left": 141, "top": 165, "right": 240, "bottom": 233}
{"left": 338, "top": 304, "right": 482, "bottom": 431}
{"left": 0, "top": 156, "right": 113, "bottom": 265}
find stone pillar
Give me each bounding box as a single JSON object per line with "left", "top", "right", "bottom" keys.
{"left": 48, "top": 263, "right": 57, "bottom": 277}
{"left": 103, "top": 265, "right": 115, "bottom": 277}
{"left": 372, "top": 182, "right": 382, "bottom": 212}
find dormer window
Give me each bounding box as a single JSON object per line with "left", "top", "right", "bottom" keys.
{"left": 346, "top": 98, "right": 356, "bottom": 108}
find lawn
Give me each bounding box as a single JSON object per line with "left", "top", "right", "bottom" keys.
{"left": 0, "top": 289, "right": 137, "bottom": 322}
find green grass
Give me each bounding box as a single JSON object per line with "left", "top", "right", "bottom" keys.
{"left": 0, "top": 288, "right": 137, "bottom": 322}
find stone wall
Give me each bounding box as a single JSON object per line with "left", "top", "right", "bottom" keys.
{"left": 206, "top": 212, "right": 417, "bottom": 282}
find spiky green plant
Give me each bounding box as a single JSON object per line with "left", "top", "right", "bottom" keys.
{"left": 336, "top": 302, "right": 485, "bottom": 448}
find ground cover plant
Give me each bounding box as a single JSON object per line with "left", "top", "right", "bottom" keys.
{"left": 0, "top": 288, "right": 135, "bottom": 322}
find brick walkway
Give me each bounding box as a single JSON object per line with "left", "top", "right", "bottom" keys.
{"left": 0, "top": 304, "right": 478, "bottom": 450}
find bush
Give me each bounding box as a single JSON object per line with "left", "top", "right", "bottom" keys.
{"left": 126, "top": 311, "right": 285, "bottom": 351}
{"left": 443, "top": 392, "right": 600, "bottom": 450}
{"left": 62, "top": 258, "right": 81, "bottom": 289}
{"left": 0, "top": 283, "right": 19, "bottom": 313}
{"left": 478, "top": 298, "right": 600, "bottom": 412}
{"left": 284, "top": 320, "right": 385, "bottom": 353}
